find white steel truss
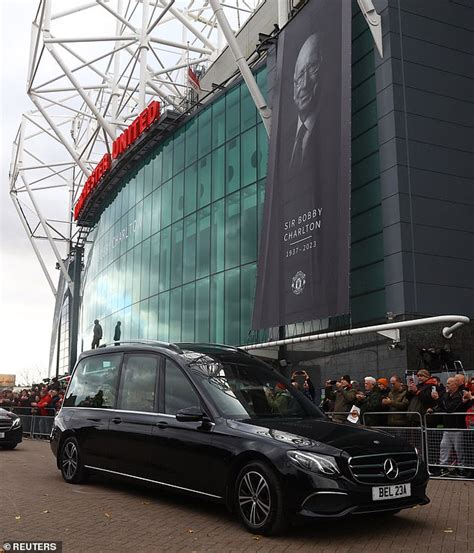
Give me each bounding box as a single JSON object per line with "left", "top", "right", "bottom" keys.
{"left": 9, "top": 0, "right": 265, "bottom": 301}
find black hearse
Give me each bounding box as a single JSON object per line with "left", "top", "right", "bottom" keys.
{"left": 51, "top": 342, "right": 429, "bottom": 535}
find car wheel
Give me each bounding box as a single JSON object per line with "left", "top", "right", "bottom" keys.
{"left": 1, "top": 443, "right": 17, "bottom": 450}
{"left": 60, "top": 437, "right": 88, "bottom": 484}
{"left": 234, "top": 461, "right": 288, "bottom": 536}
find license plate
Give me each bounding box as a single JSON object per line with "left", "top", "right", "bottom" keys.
{"left": 372, "top": 483, "right": 411, "bottom": 501}
{"left": 0, "top": 432, "right": 4, "bottom": 438}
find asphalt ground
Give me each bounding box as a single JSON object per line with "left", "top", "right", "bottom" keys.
{"left": 0, "top": 438, "right": 472, "bottom": 553}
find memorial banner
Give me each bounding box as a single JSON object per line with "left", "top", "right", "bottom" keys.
{"left": 252, "top": 0, "right": 351, "bottom": 329}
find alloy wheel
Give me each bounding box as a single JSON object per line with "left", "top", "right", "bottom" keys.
{"left": 238, "top": 470, "right": 271, "bottom": 528}
{"left": 62, "top": 441, "right": 78, "bottom": 480}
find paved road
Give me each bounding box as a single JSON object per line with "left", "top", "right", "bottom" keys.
{"left": 0, "top": 439, "right": 472, "bottom": 553}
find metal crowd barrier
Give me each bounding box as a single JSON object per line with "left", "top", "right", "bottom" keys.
{"left": 325, "top": 409, "right": 473, "bottom": 480}
{"left": 424, "top": 412, "right": 473, "bottom": 477}
{"left": 1, "top": 406, "right": 56, "bottom": 438}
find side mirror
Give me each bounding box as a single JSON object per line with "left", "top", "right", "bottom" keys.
{"left": 176, "top": 406, "right": 204, "bottom": 423}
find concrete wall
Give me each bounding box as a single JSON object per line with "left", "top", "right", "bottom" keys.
{"left": 374, "top": 0, "right": 474, "bottom": 318}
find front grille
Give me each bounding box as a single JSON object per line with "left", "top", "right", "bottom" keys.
{"left": 348, "top": 451, "right": 418, "bottom": 484}
{"left": 0, "top": 418, "right": 13, "bottom": 432}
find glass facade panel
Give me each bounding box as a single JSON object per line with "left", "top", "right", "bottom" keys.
{"left": 183, "top": 213, "right": 196, "bottom": 284}
{"left": 195, "top": 277, "right": 210, "bottom": 342}
{"left": 210, "top": 272, "right": 224, "bottom": 343}
{"left": 211, "top": 199, "right": 225, "bottom": 274}
{"left": 151, "top": 187, "right": 161, "bottom": 235}
{"left": 172, "top": 172, "right": 184, "bottom": 222}
{"left": 225, "top": 268, "right": 240, "bottom": 344}
{"left": 173, "top": 128, "right": 185, "bottom": 174}
{"left": 170, "top": 221, "right": 183, "bottom": 288}
{"left": 158, "top": 291, "right": 169, "bottom": 341}
{"left": 212, "top": 95, "right": 226, "bottom": 149}
{"left": 159, "top": 227, "right": 171, "bottom": 292}
{"left": 182, "top": 283, "right": 195, "bottom": 342}
{"left": 225, "top": 137, "right": 240, "bottom": 194}
{"left": 198, "top": 107, "right": 212, "bottom": 158}
{"left": 162, "top": 138, "right": 173, "bottom": 182}
{"left": 184, "top": 163, "right": 197, "bottom": 216}
{"left": 196, "top": 206, "right": 211, "bottom": 279}
{"left": 169, "top": 287, "right": 182, "bottom": 341}
{"left": 185, "top": 119, "right": 198, "bottom": 166}
{"left": 226, "top": 86, "right": 240, "bottom": 140}
{"left": 150, "top": 233, "right": 160, "bottom": 296}
{"left": 212, "top": 145, "right": 225, "bottom": 202}
{"left": 241, "top": 127, "right": 257, "bottom": 187}
{"left": 241, "top": 184, "right": 257, "bottom": 264}
{"left": 198, "top": 154, "right": 211, "bottom": 208}
{"left": 225, "top": 191, "right": 240, "bottom": 269}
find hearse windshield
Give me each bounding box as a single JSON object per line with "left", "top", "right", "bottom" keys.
{"left": 185, "top": 353, "right": 323, "bottom": 420}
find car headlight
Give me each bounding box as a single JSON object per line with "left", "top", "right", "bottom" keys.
{"left": 11, "top": 417, "right": 22, "bottom": 428}
{"left": 287, "top": 450, "right": 340, "bottom": 475}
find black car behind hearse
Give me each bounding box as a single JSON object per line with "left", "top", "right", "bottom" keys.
{"left": 0, "top": 407, "right": 23, "bottom": 449}
{"left": 51, "top": 342, "right": 429, "bottom": 535}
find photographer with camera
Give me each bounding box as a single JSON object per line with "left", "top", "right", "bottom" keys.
{"left": 324, "top": 375, "right": 356, "bottom": 422}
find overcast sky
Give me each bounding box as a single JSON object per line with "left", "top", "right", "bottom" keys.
{"left": 1, "top": 0, "right": 56, "bottom": 385}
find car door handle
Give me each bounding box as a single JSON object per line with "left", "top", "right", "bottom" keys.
{"left": 111, "top": 417, "right": 122, "bottom": 424}
{"left": 155, "top": 421, "right": 169, "bottom": 429}
{"left": 87, "top": 417, "right": 101, "bottom": 423}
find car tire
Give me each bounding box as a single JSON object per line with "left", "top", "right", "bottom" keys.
{"left": 60, "top": 437, "right": 89, "bottom": 484}
{"left": 1, "top": 443, "right": 18, "bottom": 450}
{"left": 234, "top": 461, "right": 288, "bottom": 536}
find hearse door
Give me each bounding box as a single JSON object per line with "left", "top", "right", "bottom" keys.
{"left": 104, "top": 353, "right": 160, "bottom": 479}
{"left": 64, "top": 353, "right": 123, "bottom": 469}
{"left": 150, "top": 357, "right": 218, "bottom": 497}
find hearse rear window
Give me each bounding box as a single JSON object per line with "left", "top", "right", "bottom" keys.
{"left": 64, "top": 354, "right": 121, "bottom": 408}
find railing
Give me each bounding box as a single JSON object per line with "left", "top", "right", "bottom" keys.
{"left": 1, "top": 406, "right": 56, "bottom": 438}
{"left": 326, "top": 410, "right": 473, "bottom": 480}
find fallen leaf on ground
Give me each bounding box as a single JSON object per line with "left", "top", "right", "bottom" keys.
{"left": 15, "top": 515, "right": 21, "bottom": 520}
{"left": 104, "top": 512, "right": 111, "bottom": 518}
{"left": 188, "top": 529, "right": 194, "bottom": 533}
{"left": 43, "top": 510, "right": 49, "bottom": 514}
{"left": 253, "top": 536, "right": 262, "bottom": 541}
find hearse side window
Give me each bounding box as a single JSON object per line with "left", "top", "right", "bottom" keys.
{"left": 164, "top": 359, "right": 200, "bottom": 415}
{"left": 118, "top": 355, "right": 158, "bottom": 413}
{"left": 64, "top": 354, "right": 121, "bottom": 408}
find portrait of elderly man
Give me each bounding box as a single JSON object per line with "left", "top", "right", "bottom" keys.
{"left": 290, "top": 33, "right": 323, "bottom": 174}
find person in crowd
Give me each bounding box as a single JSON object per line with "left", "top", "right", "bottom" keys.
{"left": 351, "top": 380, "right": 361, "bottom": 393}
{"left": 91, "top": 319, "right": 103, "bottom": 349}
{"left": 382, "top": 375, "right": 409, "bottom": 426}
{"left": 0, "top": 389, "right": 13, "bottom": 408}
{"left": 431, "top": 377, "right": 468, "bottom": 476}
{"left": 356, "top": 377, "right": 384, "bottom": 426}
{"left": 406, "top": 369, "right": 441, "bottom": 425}
{"left": 291, "top": 370, "right": 316, "bottom": 402}
{"left": 324, "top": 375, "right": 356, "bottom": 422}
{"left": 377, "top": 378, "right": 389, "bottom": 397}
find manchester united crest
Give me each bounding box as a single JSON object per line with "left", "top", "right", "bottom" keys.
{"left": 291, "top": 271, "right": 306, "bottom": 295}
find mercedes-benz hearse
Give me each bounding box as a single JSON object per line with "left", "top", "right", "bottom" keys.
{"left": 51, "top": 342, "right": 429, "bottom": 535}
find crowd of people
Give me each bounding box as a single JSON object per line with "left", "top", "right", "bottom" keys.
{"left": 320, "top": 369, "right": 474, "bottom": 477}
{"left": 321, "top": 370, "right": 474, "bottom": 427}
{"left": 0, "top": 378, "right": 67, "bottom": 436}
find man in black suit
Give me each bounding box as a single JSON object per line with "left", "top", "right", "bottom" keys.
{"left": 290, "top": 33, "right": 322, "bottom": 175}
